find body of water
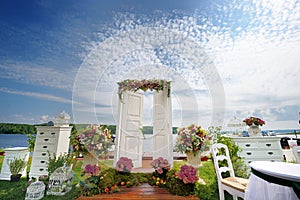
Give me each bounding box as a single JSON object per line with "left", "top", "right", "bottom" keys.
{"left": 0, "top": 134, "right": 28, "bottom": 149}
{"left": 0, "top": 129, "right": 299, "bottom": 150}
{"left": 0, "top": 133, "right": 176, "bottom": 152}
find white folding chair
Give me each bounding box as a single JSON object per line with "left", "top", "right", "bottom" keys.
{"left": 292, "top": 146, "right": 300, "bottom": 163}
{"left": 211, "top": 143, "right": 249, "bottom": 200}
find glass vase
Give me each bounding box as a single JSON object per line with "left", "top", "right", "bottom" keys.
{"left": 248, "top": 125, "right": 261, "bottom": 137}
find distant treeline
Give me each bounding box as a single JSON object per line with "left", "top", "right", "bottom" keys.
{"left": 0, "top": 123, "right": 179, "bottom": 135}
{"left": 0, "top": 123, "right": 37, "bottom": 135}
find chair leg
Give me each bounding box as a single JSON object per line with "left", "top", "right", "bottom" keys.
{"left": 218, "top": 188, "right": 225, "bottom": 200}
{"left": 233, "top": 195, "right": 238, "bottom": 200}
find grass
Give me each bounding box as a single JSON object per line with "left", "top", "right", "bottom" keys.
{"left": 0, "top": 155, "right": 3, "bottom": 170}
{"left": 0, "top": 156, "right": 219, "bottom": 200}
{"left": 0, "top": 156, "right": 84, "bottom": 200}
{"left": 0, "top": 156, "right": 117, "bottom": 200}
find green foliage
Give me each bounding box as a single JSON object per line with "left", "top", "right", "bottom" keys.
{"left": 0, "top": 123, "right": 36, "bottom": 134}
{"left": 165, "top": 169, "right": 195, "bottom": 196}
{"left": 27, "top": 134, "right": 36, "bottom": 152}
{"left": 9, "top": 157, "right": 27, "bottom": 175}
{"left": 195, "top": 161, "right": 219, "bottom": 200}
{"left": 69, "top": 125, "right": 88, "bottom": 156}
{"left": 0, "top": 155, "right": 4, "bottom": 171}
{"left": 47, "top": 153, "right": 73, "bottom": 176}
{"left": 217, "top": 135, "right": 249, "bottom": 178}
{"left": 149, "top": 168, "right": 169, "bottom": 187}
{"left": 81, "top": 166, "right": 151, "bottom": 196}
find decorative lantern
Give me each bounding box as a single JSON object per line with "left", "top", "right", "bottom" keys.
{"left": 25, "top": 180, "right": 45, "bottom": 200}
{"left": 47, "top": 166, "right": 73, "bottom": 196}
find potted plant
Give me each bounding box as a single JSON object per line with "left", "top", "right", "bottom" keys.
{"left": 8, "top": 157, "right": 27, "bottom": 182}
{"left": 243, "top": 116, "right": 265, "bottom": 136}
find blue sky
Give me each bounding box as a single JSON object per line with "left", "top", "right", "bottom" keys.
{"left": 0, "top": 0, "right": 299, "bottom": 130}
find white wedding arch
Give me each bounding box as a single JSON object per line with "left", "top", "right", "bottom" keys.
{"left": 113, "top": 79, "right": 173, "bottom": 168}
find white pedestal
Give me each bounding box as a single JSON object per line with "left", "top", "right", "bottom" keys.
{"left": 0, "top": 147, "right": 29, "bottom": 180}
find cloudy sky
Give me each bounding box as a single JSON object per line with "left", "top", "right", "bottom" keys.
{"left": 0, "top": 0, "right": 299, "bottom": 130}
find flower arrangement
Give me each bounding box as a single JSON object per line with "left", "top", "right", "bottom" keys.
{"left": 70, "top": 129, "right": 87, "bottom": 156}
{"left": 117, "top": 79, "right": 171, "bottom": 100}
{"left": 83, "top": 164, "right": 101, "bottom": 178}
{"left": 177, "top": 165, "right": 199, "bottom": 184}
{"left": 243, "top": 116, "right": 265, "bottom": 126}
{"left": 115, "top": 157, "right": 133, "bottom": 173}
{"left": 151, "top": 157, "right": 170, "bottom": 174}
{"left": 79, "top": 125, "right": 114, "bottom": 159}
{"left": 149, "top": 157, "right": 170, "bottom": 187}
{"left": 174, "top": 124, "right": 211, "bottom": 155}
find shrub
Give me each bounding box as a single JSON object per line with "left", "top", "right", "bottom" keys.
{"left": 47, "top": 153, "right": 72, "bottom": 176}
{"left": 9, "top": 157, "right": 27, "bottom": 175}
{"left": 149, "top": 157, "right": 170, "bottom": 187}
{"left": 217, "top": 136, "right": 249, "bottom": 178}
{"left": 166, "top": 169, "right": 195, "bottom": 196}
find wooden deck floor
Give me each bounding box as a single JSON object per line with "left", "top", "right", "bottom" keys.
{"left": 77, "top": 183, "right": 199, "bottom": 200}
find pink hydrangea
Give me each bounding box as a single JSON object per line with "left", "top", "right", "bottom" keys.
{"left": 177, "top": 165, "right": 199, "bottom": 184}
{"left": 151, "top": 157, "right": 170, "bottom": 174}
{"left": 84, "top": 164, "right": 101, "bottom": 176}
{"left": 116, "top": 157, "right": 133, "bottom": 173}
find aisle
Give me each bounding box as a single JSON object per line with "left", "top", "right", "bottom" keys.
{"left": 76, "top": 183, "right": 199, "bottom": 200}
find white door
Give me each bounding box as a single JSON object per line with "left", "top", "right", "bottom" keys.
{"left": 114, "top": 91, "right": 143, "bottom": 168}
{"left": 153, "top": 89, "right": 173, "bottom": 166}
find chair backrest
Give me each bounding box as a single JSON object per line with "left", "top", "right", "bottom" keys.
{"left": 211, "top": 143, "right": 235, "bottom": 181}
{"left": 292, "top": 146, "right": 300, "bottom": 163}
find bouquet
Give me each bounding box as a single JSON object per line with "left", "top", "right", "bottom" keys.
{"left": 243, "top": 116, "right": 265, "bottom": 126}
{"left": 174, "top": 124, "right": 211, "bottom": 155}
{"left": 83, "top": 164, "right": 101, "bottom": 178}
{"left": 177, "top": 165, "right": 199, "bottom": 184}
{"left": 79, "top": 125, "right": 114, "bottom": 159}
{"left": 115, "top": 157, "right": 133, "bottom": 173}
{"left": 151, "top": 157, "right": 170, "bottom": 174}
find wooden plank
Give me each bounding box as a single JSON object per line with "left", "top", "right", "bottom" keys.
{"left": 77, "top": 183, "right": 199, "bottom": 200}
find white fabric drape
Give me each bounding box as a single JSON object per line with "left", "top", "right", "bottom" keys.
{"left": 245, "top": 174, "right": 298, "bottom": 200}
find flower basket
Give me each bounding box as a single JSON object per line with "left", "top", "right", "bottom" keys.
{"left": 186, "top": 151, "right": 202, "bottom": 168}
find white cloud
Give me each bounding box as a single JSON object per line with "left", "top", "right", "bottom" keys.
{"left": 0, "top": 87, "right": 74, "bottom": 104}
{"left": 2, "top": 1, "right": 300, "bottom": 129}
{"left": 0, "top": 63, "right": 75, "bottom": 91}
{"left": 40, "top": 115, "right": 49, "bottom": 123}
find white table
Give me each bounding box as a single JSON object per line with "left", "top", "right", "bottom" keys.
{"left": 245, "top": 161, "right": 300, "bottom": 200}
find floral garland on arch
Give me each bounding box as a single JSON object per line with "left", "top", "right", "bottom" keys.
{"left": 117, "top": 79, "right": 171, "bottom": 101}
